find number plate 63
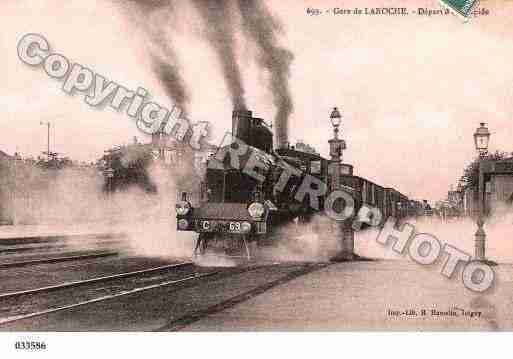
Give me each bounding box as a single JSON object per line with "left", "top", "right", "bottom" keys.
{"left": 229, "top": 222, "right": 241, "bottom": 232}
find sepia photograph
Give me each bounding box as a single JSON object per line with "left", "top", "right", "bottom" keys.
{"left": 1, "top": 0, "right": 512, "bottom": 356}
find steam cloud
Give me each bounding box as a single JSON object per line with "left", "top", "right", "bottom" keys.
{"left": 237, "top": 0, "right": 294, "bottom": 147}
{"left": 125, "top": 0, "right": 190, "bottom": 111}
{"left": 192, "top": 0, "right": 246, "bottom": 110}
{"left": 356, "top": 215, "right": 513, "bottom": 264}
{"left": 2, "top": 158, "right": 196, "bottom": 259}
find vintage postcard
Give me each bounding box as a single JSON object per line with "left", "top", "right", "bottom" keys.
{"left": 1, "top": 0, "right": 512, "bottom": 356}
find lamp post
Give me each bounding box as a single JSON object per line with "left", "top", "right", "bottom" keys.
{"left": 328, "top": 107, "right": 353, "bottom": 261}
{"left": 328, "top": 107, "right": 346, "bottom": 165}
{"left": 473, "top": 122, "right": 493, "bottom": 264}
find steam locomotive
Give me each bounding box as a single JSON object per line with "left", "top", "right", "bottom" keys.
{"left": 175, "top": 109, "right": 419, "bottom": 258}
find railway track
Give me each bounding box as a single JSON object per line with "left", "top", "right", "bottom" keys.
{"left": 0, "top": 250, "right": 119, "bottom": 269}
{"left": 0, "top": 239, "right": 123, "bottom": 256}
{"left": 0, "top": 233, "right": 125, "bottom": 246}
{"left": 0, "top": 260, "right": 328, "bottom": 330}
{"left": 0, "top": 261, "right": 194, "bottom": 299}
{"left": 0, "top": 242, "right": 68, "bottom": 255}
{"left": 157, "top": 263, "right": 328, "bottom": 331}
{"left": 0, "top": 233, "right": 127, "bottom": 268}
{"left": 0, "top": 261, "right": 202, "bottom": 326}
{"left": 0, "top": 233, "right": 124, "bottom": 258}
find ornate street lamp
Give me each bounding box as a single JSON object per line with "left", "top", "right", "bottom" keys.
{"left": 329, "top": 107, "right": 346, "bottom": 162}
{"left": 474, "top": 122, "right": 490, "bottom": 158}
{"left": 473, "top": 122, "right": 494, "bottom": 264}
{"left": 328, "top": 107, "right": 354, "bottom": 262}
{"left": 330, "top": 107, "right": 342, "bottom": 138}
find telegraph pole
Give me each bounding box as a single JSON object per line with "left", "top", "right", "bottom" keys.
{"left": 40, "top": 121, "right": 51, "bottom": 160}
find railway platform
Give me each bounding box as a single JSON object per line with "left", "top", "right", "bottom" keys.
{"left": 183, "top": 260, "right": 512, "bottom": 331}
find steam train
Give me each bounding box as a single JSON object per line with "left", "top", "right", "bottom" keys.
{"left": 175, "top": 109, "right": 421, "bottom": 258}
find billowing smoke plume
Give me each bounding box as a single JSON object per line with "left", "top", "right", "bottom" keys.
{"left": 151, "top": 56, "right": 189, "bottom": 111}
{"left": 124, "top": 0, "right": 190, "bottom": 111}
{"left": 237, "top": 0, "right": 294, "bottom": 147}
{"left": 192, "top": 0, "right": 246, "bottom": 110}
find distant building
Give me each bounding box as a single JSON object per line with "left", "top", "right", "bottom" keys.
{"left": 462, "top": 157, "right": 513, "bottom": 217}
{"left": 447, "top": 189, "right": 462, "bottom": 205}
{"left": 487, "top": 174, "right": 513, "bottom": 204}
{"left": 446, "top": 188, "right": 464, "bottom": 215}
{"left": 485, "top": 158, "right": 513, "bottom": 213}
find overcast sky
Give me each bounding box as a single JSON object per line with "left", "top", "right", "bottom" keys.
{"left": 2, "top": 0, "right": 513, "bottom": 201}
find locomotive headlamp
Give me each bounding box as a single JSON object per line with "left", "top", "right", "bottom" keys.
{"left": 176, "top": 201, "right": 191, "bottom": 216}
{"left": 177, "top": 219, "right": 189, "bottom": 230}
{"left": 248, "top": 202, "right": 265, "bottom": 219}
{"left": 241, "top": 221, "right": 252, "bottom": 233}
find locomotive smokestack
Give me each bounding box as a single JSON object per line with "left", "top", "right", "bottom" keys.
{"left": 232, "top": 109, "right": 252, "bottom": 143}
{"left": 237, "top": 0, "right": 293, "bottom": 150}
